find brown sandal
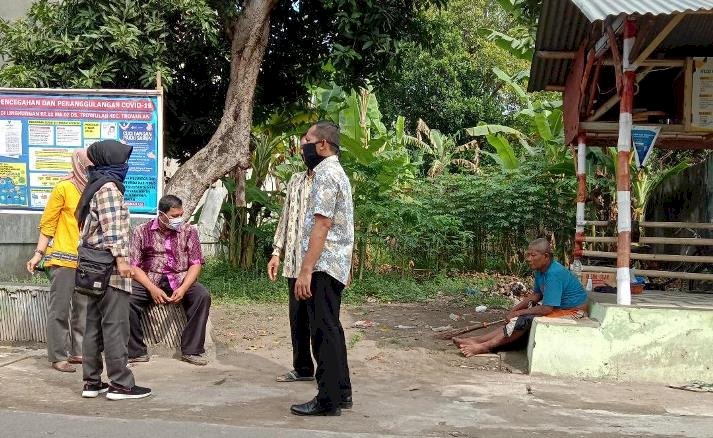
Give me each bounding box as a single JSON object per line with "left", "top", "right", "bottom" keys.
{"left": 68, "top": 356, "right": 83, "bottom": 364}
{"left": 52, "top": 361, "right": 76, "bottom": 373}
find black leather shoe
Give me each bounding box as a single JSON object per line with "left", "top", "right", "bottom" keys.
{"left": 340, "top": 396, "right": 353, "bottom": 409}
{"left": 290, "top": 397, "right": 341, "bottom": 416}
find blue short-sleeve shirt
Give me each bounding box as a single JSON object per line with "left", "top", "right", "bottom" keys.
{"left": 534, "top": 261, "right": 588, "bottom": 309}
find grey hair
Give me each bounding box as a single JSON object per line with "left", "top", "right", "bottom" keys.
{"left": 528, "top": 238, "right": 553, "bottom": 256}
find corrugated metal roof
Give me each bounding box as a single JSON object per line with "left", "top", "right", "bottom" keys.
{"left": 528, "top": 0, "right": 713, "bottom": 91}
{"left": 571, "top": 0, "right": 713, "bottom": 21}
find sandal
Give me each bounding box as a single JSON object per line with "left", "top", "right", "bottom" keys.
{"left": 52, "top": 361, "right": 76, "bottom": 373}
{"left": 276, "top": 370, "right": 314, "bottom": 382}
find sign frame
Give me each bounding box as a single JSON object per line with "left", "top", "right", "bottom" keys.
{"left": 0, "top": 87, "right": 164, "bottom": 218}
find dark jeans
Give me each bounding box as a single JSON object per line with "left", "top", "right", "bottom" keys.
{"left": 83, "top": 286, "right": 135, "bottom": 389}
{"left": 288, "top": 278, "right": 314, "bottom": 377}
{"left": 128, "top": 278, "right": 211, "bottom": 357}
{"left": 306, "top": 272, "right": 352, "bottom": 409}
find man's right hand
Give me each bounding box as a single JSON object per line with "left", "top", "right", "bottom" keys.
{"left": 267, "top": 255, "right": 280, "bottom": 282}
{"left": 149, "top": 286, "right": 170, "bottom": 305}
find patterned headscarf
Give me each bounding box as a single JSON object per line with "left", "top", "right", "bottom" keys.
{"left": 62, "top": 148, "right": 91, "bottom": 192}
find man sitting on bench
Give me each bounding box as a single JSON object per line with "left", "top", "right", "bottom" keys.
{"left": 454, "top": 238, "right": 588, "bottom": 357}
{"left": 128, "top": 195, "right": 211, "bottom": 366}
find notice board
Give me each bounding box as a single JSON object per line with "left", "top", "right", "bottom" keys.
{"left": 0, "top": 89, "right": 163, "bottom": 215}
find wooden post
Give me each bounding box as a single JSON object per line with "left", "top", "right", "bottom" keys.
{"left": 616, "top": 18, "right": 636, "bottom": 306}
{"left": 574, "top": 134, "right": 587, "bottom": 262}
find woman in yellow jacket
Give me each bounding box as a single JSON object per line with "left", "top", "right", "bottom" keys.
{"left": 26, "top": 149, "right": 91, "bottom": 373}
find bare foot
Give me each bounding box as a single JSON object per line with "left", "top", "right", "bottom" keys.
{"left": 453, "top": 336, "right": 478, "bottom": 347}
{"left": 459, "top": 343, "right": 490, "bottom": 357}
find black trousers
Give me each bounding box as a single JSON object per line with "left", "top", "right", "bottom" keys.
{"left": 128, "top": 278, "right": 211, "bottom": 357}
{"left": 83, "top": 287, "right": 134, "bottom": 389}
{"left": 287, "top": 278, "right": 314, "bottom": 377}
{"left": 306, "top": 272, "right": 352, "bottom": 409}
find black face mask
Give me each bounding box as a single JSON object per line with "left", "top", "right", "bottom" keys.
{"left": 301, "top": 142, "right": 326, "bottom": 171}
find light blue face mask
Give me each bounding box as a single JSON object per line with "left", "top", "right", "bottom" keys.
{"left": 160, "top": 212, "right": 185, "bottom": 231}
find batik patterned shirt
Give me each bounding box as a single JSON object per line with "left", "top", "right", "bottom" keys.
{"left": 272, "top": 171, "right": 314, "bottom": 278}
{"left": 80, "top": 182, "right": 131, "bottom": 293}
{"left": 301, "top": 155, "right": 354, "bottom": 285}
{"left": 130, "top": 219, "right": 205, "bottom": 291}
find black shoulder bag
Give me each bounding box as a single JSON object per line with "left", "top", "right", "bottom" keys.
{"left": 75, "top": 245, "right": 115, "bottom": 297}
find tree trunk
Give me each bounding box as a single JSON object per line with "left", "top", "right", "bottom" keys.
{"left": 165, "top": 0, "right": 278, "bottom": 215}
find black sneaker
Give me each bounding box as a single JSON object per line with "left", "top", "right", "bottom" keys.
{"left": 340, "top": 395, "right": 353, "bottom": 409}
{"left": 106, "top": 385, "right": 152, "bottom": 400}
{"left": 128, "top": 354, "right": 150, "bottom": 363}
{"left": 82, "top": 382, "right": 109, "bottom": 398}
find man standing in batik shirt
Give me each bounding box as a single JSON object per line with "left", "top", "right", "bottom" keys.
{"left": 268, "top": 163, "right": 315, "bottom": 383}
{"left": 128, "top": 195, "right": 211, "bottom": 366}
{"left": 290, "top": 121, "right": 354, "bottom": 417}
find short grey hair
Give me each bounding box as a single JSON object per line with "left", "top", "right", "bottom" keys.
{"left": 528, "top": 238, "right": 553, "bottom": 256}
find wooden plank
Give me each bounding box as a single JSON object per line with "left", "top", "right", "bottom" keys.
{"left": 641, "top": 221, "right": 713, "bottom": 230}
{"left": 640, "top": 237, "right": 713, "bottom": 246}
{"left": 580, "top": 265, "right": 713, "bottom": 281}
{"left": 584, "top": 236, "right": 618, "bottom": 243}
{"left": 537, "top": 51, "right": 577, "bottom": 59}
{"left": 583, "top": 236, "right": 713, "bottom": 245}
{"left": 581, "top": 122, "right": 686, "bottom": 132}
{"left": 632, "top": 14, "right": 686, "bottom": 68}
{"left": 684, "top": 57, "right": 693, "bottom": 131}
{"left": 545, "top": 85, "right": 566, "bottom": 92}
{"left": 583, "top": 250, "right": 713, "bottom": 264}
{"left": 602, "top": 59, "right": 685, "bottom": 67}
{"left": 583, "top": 220, "right": 610, "bottom": 226}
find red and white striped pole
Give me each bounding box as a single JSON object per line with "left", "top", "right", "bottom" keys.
{"left": 616, "top": 18, "right": 636, "bottom": 305}
{"left": 574, "top": 134, "right": 587, "bottom": 264}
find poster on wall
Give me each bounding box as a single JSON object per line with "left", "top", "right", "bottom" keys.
{"left": 692, "top": 57, "right": 713, "bottom": 131}
{"left": 0, "top": 90, "right": 162, "bottom": 214}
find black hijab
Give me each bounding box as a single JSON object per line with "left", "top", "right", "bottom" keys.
{"left": 75, "top": 140, "right": 133, "bottom": 226}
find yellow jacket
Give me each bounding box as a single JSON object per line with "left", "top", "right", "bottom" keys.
{"left": 39, "top": 180, "right": 81, "bottom": 269}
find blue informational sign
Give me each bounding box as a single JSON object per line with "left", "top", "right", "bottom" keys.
{"left": 0, "top": 90, "right": 163, "bottom": 215}
{"left": 632, "top": 125, "right": 660, "bottom": 168}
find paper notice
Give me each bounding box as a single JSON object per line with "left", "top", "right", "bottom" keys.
{"left": 0, "top": 120, "right": 22, "bottom": 157}
{"left": 84, "top": 122, "right": 100, "bottom": 139}
{"left": 29, "top": 187, "right": 52, "bottom": 208}
{"left": 28, "top": 124, "right": 55, "bottom": 146}
{"left": 29, "top": 147, "right": 73, "bottom": 172}
{"left": 0, "top": 162, "right": 28, "bottom": 206}
{"left": 56, "top": 124, "right": 82, "bottom": 147}
{"left": 692, "top": 57, "right": 713, "bottom": 130}
{"left": 29, "top": 172, "right": 66, "bottom": 188}
{"left": 102, "top": 122, "right": 118, "bottom": 139}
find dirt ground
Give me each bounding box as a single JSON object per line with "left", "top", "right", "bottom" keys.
{"left": 210, "top": 296, "right": 525, "bottom": 374}
{"left": 3, "top": 298, "right": 713, "bottom": 437}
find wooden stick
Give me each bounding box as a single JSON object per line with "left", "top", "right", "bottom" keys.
{"left": 434, "top": 319, "right": 507, "bottom": 340}
{"left": 632, "top": 13, "right": 686, "bottom": 69}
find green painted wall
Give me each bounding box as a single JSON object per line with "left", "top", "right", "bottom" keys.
{"left": 528, "top": 303, "right": 713, "bottom": 385}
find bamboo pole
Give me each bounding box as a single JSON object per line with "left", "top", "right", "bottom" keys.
{"left": 583, "top": 220, "right": 610, "bottom": 227}
{"left": 615, "top": 17, "right": 637, "bottom": 305}
{"left": 582, "top": 250, "right": 713, "bottom": 264}
{"left": 640, "top": 221, "right": 713, "bottom": 230}
{"left": 580, "top": 265, "right": 713, "bottom": 281}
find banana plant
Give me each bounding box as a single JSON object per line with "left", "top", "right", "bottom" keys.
{"left": 405, "top": 119, "right": 479, "bottom": 178}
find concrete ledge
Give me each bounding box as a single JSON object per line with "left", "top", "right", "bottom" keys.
{"left": 528, "top": 303, "right": 713, "bottom": 385}
{"left": 0, "top": 285, "right": 213, "bottom": 356}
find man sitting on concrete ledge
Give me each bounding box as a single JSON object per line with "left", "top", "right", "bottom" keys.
{"left": 454, "top": 238, "right": 588, "bottom": 357}
{"left": 128, "top": 195, "right": 211, "bottom": 366}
